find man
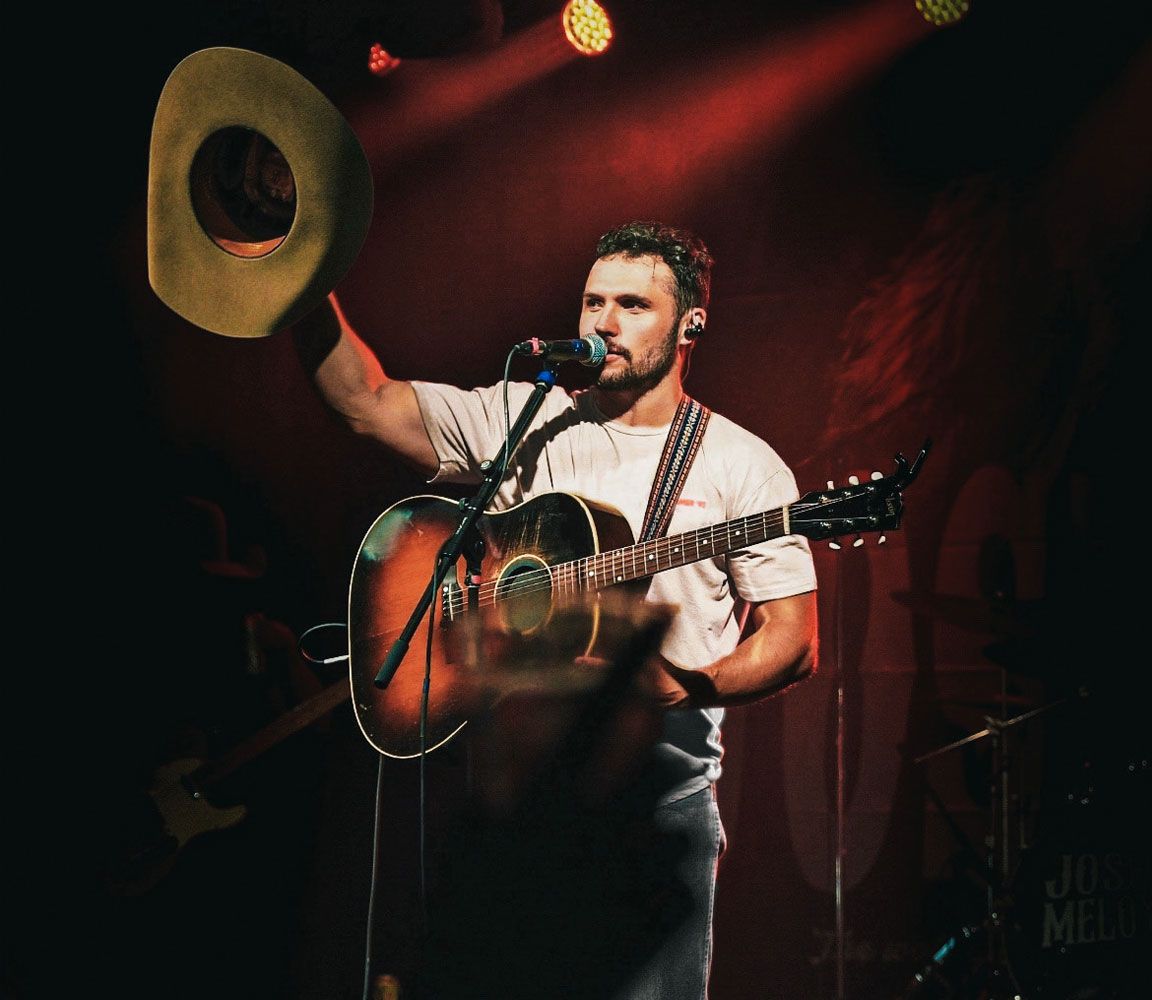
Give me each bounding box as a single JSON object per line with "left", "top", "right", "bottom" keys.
{"left": 294, "top": 221, "right": 818, "bottom": 998}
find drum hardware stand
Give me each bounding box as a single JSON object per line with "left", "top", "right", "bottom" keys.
{"left": 903, "top": 692, "right": 1069, "bottom": 999}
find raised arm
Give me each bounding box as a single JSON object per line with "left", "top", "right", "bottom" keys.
{"left": 291, "top": 292, "right": 439, "bottom": 478}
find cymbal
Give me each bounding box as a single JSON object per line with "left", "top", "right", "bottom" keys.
{"left": 890, "top": 590, "right": 1040, "bottom": 637}
{"left": 940, "top": 694, "right": 1037, "bottom": 711}
{"left": 912, "top": 695, "right": 1073, "bottom": 763}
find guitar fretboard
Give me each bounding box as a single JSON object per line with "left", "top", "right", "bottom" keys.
{"left": 193, "top": 677, "right": 351, "bottom": 788}
{"left": 445, "top": 504, "right": 795, "bottom": 617}
{"left": 553, "top": 506, "right": 791, "bottom": 594}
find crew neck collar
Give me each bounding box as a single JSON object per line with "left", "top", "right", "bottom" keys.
{"left": 580, "top": 390, "right": 676, "bottom": 436}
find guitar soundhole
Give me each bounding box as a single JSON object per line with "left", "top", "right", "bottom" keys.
{"left": 495, "top": 556, "right": 552, "bottom": 634}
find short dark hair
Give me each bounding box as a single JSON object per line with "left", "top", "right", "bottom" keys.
{"left": 595, "top": 221, "right": 713, "bottom": 315}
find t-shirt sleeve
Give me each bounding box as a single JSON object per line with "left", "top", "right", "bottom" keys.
{"left": 725, "top": 454, "right": 818, "bottom": 604}
{"left": 410, "top": 380, "right": 532, "bottom": 483}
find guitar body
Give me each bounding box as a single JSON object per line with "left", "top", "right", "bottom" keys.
{"left": 104, "top": 759, "right": 248, "bottom": 896}
{"left": 349, "top": 492, "right": 639, "bottom": 758}
{"left": 150, "top": 758, "right": 249, "bottom": 846}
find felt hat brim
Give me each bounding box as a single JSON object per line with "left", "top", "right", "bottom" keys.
{"left": 148, "top": 47, "right": 374, "bottom": 338}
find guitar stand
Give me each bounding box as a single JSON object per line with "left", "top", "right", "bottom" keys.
{"left": 904, "top": 690, "right": 1070, "bottom": 999}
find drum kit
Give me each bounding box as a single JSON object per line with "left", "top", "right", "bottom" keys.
{"left": 894, "top": 589, "right": 1149, "bottom": 1000}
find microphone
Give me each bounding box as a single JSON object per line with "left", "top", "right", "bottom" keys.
{"left": 514, "top": 334, "right": 607, "bottom": 366}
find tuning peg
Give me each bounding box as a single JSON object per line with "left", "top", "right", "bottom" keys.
{"left": 878, "top": 534, "right": 887, "bottom": 544}
{"left": 828, "top": 539, "right": 842, "bottom": 550}
{"left": 848, "top": 475, "right": 860, "bottom": 486}
{"left": 827, "top": 480, "right": 835, "bottom": 489}
{"left": 852, "top": 535, "right": 865, "bottom": 547}
{"left": 871, "top": 470, "right": 883, "bottom": 481}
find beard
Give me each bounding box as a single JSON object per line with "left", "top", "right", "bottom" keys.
{"left": 596, "top": 321, "right": 679, "bottom": 393}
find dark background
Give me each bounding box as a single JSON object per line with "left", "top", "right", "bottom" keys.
{"left": 13, "top": 1, "right": 1150, "bottom": 998}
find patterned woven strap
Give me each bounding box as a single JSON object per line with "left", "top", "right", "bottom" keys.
{"left": 639, "top": 395, "right": 712, "bottom": 542}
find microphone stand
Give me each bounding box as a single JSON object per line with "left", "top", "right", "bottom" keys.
{"left": 373, "top": 365, "right": 560, "bottom": 689}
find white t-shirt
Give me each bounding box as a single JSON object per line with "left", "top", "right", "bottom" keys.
{"left": 411, "top": 379, "right": 818, "bottom": 803}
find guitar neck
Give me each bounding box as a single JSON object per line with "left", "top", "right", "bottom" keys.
{"left": 193, "top": 676, "right": 351, "bottom": 790}
{"left": 556, "top": 504, "right": 791, "bottom": 592}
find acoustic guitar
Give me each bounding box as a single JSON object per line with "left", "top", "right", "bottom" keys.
{"left": 349, "top": 443, "right": 930, "bottom": 759}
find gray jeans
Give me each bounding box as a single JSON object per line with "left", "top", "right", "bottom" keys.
{"left": 616, "top": 785, "right": 727, "bottom": 1000}
{"left": 415, "top": 783, "right": 726, "bottom": 999}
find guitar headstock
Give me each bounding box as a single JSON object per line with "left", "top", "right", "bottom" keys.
{"left": 792, "top": 439, "right": 931, "bottom": 547}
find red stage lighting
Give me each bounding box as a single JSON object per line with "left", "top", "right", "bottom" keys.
{"left": 368, "top": 43, "right": 403, "bottom": 76}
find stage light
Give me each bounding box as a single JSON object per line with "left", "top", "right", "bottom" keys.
{"left": 368, "top": 43, "right": 403, "bottom": 76}
{"left": 562, "top": 0, "right": 613, "bottom": 56}
{"left": 915, "top": 0, "right": 970, "bottom": 26}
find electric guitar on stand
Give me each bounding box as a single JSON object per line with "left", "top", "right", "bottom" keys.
{"left": 106, "top": 676, "right": 350, "bottom": 896}
{"left": 348, "top": 442, "right": 931, "bottom": 759}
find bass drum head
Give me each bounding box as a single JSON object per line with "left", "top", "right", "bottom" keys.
{"left": 1007, "top": 703, "right": 1150, "bottom": 999}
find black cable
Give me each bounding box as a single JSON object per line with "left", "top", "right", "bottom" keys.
{"left": 297, "top": 620, "right": 350, "bottom": 665}
{"left": 415, "top": 348, "right": 516, "bottom": 931}
{"left": 412, "top": 348, "right": 521, "bottom": 978}
{"left": 498, "top": 348, "right": 516, "bottom": 488}
{"left": 361, "top": 750, "right": 388, "bottom": 1000}
{"left": 419, "top": 564, "right": 436, "bottom": 930}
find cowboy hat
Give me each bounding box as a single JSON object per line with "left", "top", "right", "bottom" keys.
{"left": 148, "top": 47, "right": 373, "bottom": 338}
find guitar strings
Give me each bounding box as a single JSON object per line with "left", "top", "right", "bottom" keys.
{"left": 438, "top": 489, "right": 877, "bottom": 614}
{"left": 439, "top": 504, "right": 803, "bottom": 616}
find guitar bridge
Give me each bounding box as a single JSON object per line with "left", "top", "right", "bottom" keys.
{"left": 441, "top": 580, "right": 463, "bottom": 622}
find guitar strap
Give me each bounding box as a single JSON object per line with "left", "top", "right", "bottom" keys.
{"left": 638, "top": 394, "right": 712, "bottom": 542}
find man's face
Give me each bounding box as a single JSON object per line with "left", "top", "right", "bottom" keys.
{"left": 580, "top": 254, "right": 682, "bottom": 393}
